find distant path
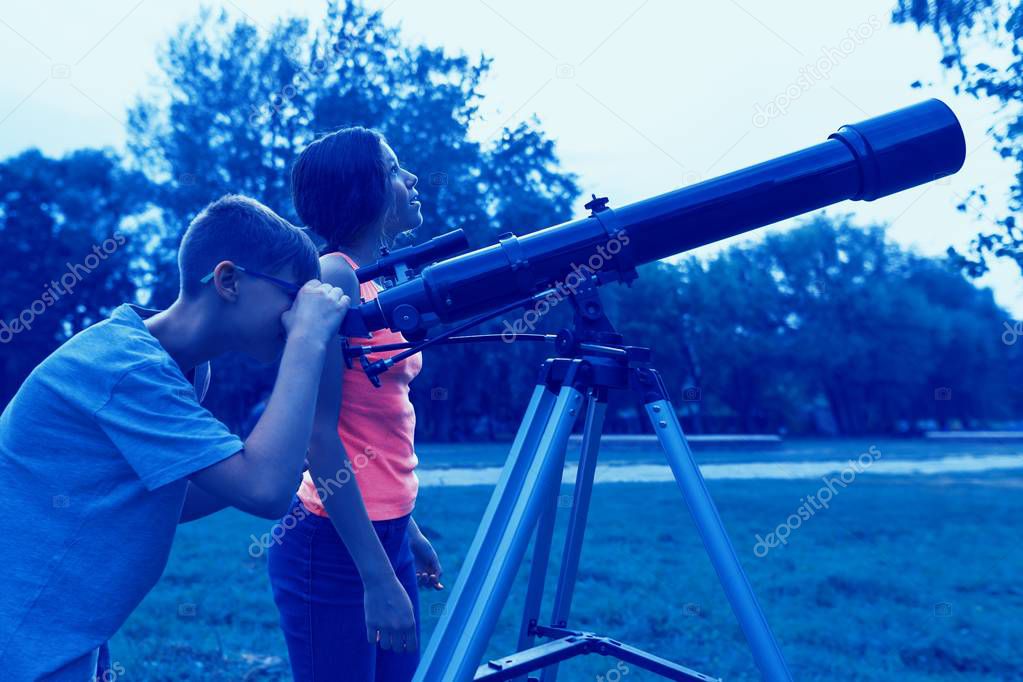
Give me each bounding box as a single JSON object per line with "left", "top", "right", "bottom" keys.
{"left": 416, "top": 453, "right": 1023, "bottom": 487}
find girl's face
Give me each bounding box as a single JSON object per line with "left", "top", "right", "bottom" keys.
{"left": 379, "top": 141, "right": 423, "bottom": 238}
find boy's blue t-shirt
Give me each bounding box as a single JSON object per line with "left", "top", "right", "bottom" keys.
{"left": 0, "top": 304, "right": 243, "bottom": 679}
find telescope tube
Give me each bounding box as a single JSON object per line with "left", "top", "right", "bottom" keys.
{"left": 341, "top": 99, "right": 965, "bottom": 337}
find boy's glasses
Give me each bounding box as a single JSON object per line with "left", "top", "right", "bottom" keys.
{"left": 200, "top": 265, "right": 302, "bottom": 298}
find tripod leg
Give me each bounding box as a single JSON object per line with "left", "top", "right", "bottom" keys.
{"left": 414, "top": 363, "right": 586, "bottom": 682}
{"left": 511, "top": 451, "right": 564, "bottom": 682}
{"left": 641, "top": 370, "right": 793, "bottom": 682}
{"left": 540, "top": 389, "right": 607, "bottom": 682}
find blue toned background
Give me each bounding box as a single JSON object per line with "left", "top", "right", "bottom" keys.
{"left": 1, "top": 1, "right": 1021, "bottom": 679}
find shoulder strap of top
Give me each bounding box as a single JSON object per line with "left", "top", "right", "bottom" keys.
{"left": 326, "top": 251, "right": 359, "bottom": 270}
{"left": 327, "top": 251, "right": 382, "bottom": 298}
{"left": 330, "top": 251, "right": 384, "bottom": 294}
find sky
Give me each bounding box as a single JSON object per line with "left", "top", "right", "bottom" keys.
{"left": 1, "top": 0, "right": 1020, "bottom": 316}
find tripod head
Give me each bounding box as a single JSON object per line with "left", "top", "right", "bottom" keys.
{"left": 344, "top": 270, "right": 648, "bottom": 388}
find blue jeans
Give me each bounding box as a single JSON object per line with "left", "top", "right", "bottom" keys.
{"left": 267, "top": 497, "right": 421, "bottom": 682}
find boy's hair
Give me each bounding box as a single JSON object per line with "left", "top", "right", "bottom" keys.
{"left": 291, "top": 126, "right": 388, "bottom": 252}
{"left": 178, "top": 194, "right": 320, "bottom": 297}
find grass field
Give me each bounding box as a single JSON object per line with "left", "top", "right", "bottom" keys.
{"left": 110, "top": 439, "right": 1023, "bottom": 681}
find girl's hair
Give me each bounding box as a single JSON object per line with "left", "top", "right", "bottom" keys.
{"left": 291, "top": 126, "right": 389, "bottom": 252}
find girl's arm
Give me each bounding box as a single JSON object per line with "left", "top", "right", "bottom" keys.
{"left": 179, "top": 481, "right": 229, "bottom": 522}
{"left": 306, "top": 256, "right": 417, "bottom": 652}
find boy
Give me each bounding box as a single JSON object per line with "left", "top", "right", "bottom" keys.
{"left": 0, "top": 195, "right": 413, "bottom": 679}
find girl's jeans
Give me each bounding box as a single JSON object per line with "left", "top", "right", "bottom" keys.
{"left": 267, "top": 497, "right": 421, "bottom": 682}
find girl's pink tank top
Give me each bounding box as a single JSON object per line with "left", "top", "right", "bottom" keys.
{"left": 296, "top": 252, "right": 422, "bottom": 521}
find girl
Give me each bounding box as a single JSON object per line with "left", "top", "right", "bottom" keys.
{"left": 268, "top": 127, "right": 442, "bottom": 682}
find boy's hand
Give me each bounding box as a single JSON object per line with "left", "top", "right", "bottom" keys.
{"left": 281, "top": 280, "right": 350, "bottom": 344}
{"left": 364, "top": 576, "right": 418, "bottom": 653}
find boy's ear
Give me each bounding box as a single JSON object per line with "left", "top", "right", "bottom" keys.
{"left": 210, "top": 261, "right": 241, "bottom": 302}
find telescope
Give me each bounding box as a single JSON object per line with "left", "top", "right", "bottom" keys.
{"left": 354, "top": 229, "right": 469, "bottom": 284}
{"left": 341, "top": 98, "right": 965, "bottom": 339}
{"left": 395, "top": 100, "right": 965, "bottom": 682}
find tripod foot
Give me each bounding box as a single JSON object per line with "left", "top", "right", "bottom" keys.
{"left": 475, "top": 627, "right": 719, "bottom": 682}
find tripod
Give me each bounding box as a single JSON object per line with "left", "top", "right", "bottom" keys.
{"left": 411, "top": 284, "right": 793, "bottom": 682}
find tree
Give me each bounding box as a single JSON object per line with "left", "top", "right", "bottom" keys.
{"left": 126, "top": 0, "right": 580, "bottom": 435}
{"left": 5, "top": 4, "right": 1018, "bottom": 438}
{"left": 0, "top": 149, "right": 158, "bottom": 403}
{"left": 892, "top": 0, "right": 1023, "bottom": 276}
{"left": 624, "top": 215, "right": 1023, "bottom": 435}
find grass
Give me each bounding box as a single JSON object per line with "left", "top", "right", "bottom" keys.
{"left": 110, "top": 440, "right": 1023, "bottom": 680}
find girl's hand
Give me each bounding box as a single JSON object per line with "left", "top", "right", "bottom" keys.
{"left": 409, "top": 531, "right": 444, "bottom": 590}
{"left": 363, "top": 576, "right": 418, "bottom": 652}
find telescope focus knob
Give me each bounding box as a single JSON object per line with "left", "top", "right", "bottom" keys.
{"left": 391, "top": 304, "right": 421, "bottom": 335}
